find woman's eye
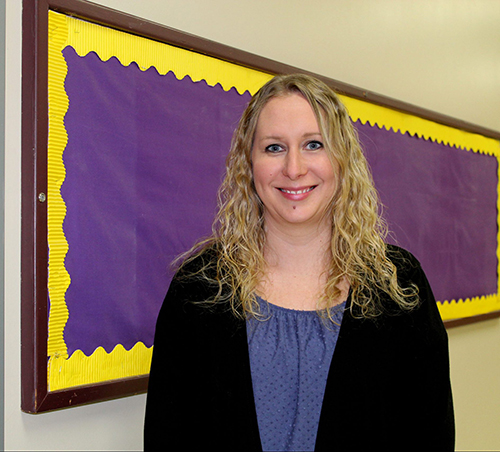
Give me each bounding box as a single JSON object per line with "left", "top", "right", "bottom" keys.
{"left": 306, "top": 140, "right": 323, "bottom": 150}
{"left": 265, "top": 144, "right": 284, "bottom": 153}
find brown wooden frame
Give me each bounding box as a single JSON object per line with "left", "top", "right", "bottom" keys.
{"left": 21, "top": 0, "right": 500, "bottom": 413}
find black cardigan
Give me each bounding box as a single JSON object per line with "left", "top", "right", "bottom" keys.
{"left": 144, "top": 246, "right": 454, "bottom": 451}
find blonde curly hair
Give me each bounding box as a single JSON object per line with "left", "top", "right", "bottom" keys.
{"left": 176, "top": 73, "right": 418, "bottom": 319}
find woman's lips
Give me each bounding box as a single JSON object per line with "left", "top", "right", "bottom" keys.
{"left": 277, "top": 185, "right": 317, "bottom": 200}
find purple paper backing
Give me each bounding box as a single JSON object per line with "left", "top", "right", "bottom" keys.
{"left": 358, "top": 124, "right": 498, "bottom": 303}
{"left": 58, "top": 47, "right": 497, "bottom": 356}
{"left": 61, "top": 47, "right": 251, "bottom": 355}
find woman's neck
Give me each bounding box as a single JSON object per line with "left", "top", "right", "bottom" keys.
{"left": 263, "top": 220, "right": 332, "bottom": 269}
{"left": 258, "top": 220, "right": 334, "bottom": 310}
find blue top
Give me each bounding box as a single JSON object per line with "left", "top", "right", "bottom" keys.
{"left": 246, "top": 297, "right": 345, "bottom": 452}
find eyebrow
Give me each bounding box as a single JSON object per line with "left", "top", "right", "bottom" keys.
{"left": 257, "top": 132, "right": 323, "bottom": 142}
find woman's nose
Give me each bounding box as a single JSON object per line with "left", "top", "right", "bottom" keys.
{"left": 283, "top": 149, "right": 307, "bottom": 180}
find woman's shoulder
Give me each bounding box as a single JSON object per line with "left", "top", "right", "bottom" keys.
{"left": 174, "top": 243, "right": 220, "bottom": 280}
{"left": 383, "top": 244, "right": 443, "bottom": 324}
{"left": 385, "top": 243, "right": 419, "bottom": 265}
{"left": 157, "top": 244, "right": 232, "bottom": 326}
{"left": 166, "top": 243, "right": 232, "bottom": 312}
{"left": 385, "top": 243, "right": 423, "bottom": 280}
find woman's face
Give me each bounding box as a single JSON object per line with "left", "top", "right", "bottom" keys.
{"left": 251, "top": 93, "right": 338, "bottom": 232}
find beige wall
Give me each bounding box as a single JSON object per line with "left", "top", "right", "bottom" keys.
{"left": 4, "top": 0, "right": 500, "bottom": 450}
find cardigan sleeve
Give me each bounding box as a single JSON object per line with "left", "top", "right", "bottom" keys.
{"left": 400, "top": 249, "right": 455, "bottom": 450}
{"left": 378, "top": 246, "right": 455, "bottom": 450}
{"left": 316, "top": 245, "right": 455, "bottom": 451}
{"left": 143, "top": 273, "right": 203, "bottom": 450}
{"left": 143, "top": 255, "right": 262, "bottom": 451}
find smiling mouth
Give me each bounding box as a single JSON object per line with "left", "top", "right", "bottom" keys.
{"left": 278, "top": 186, "right": 316, "bottom": 195}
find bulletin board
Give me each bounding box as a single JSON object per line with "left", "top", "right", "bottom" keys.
{"left": 21, "top": 0, "right": 500, "bottom": 413}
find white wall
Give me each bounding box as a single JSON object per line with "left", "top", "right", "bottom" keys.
{"left": 4, "top": 0, "right": 500, "bottom": 450}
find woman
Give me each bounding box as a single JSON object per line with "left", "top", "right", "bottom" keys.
{"left": 144, "top": 74, "right": 454, "bottom": 451}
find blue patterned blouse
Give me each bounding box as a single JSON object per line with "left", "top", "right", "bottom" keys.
{"left": 246, "top": 297, "right": 345, "bottom": 451}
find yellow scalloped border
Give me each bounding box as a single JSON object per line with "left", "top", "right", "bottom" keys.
{"left": 61, "top": 11, "right": 272, "bottom": 96}
{"left": 47, "top": 10, "right": 70, "bottom": 360}
{"left": 47, "top": 10, "right": 499, "bottom": 391}
{"left": 341, "top": 96, "right": 500, "bottom": 157}
{"left": 48, "top": 342, "right": 152, "bottom": 391}
{"left": 438, "top": 294, "right": 500, "bottom": 322}
{"left": 60, "top": 11, "right": 500, "bottom": 157}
